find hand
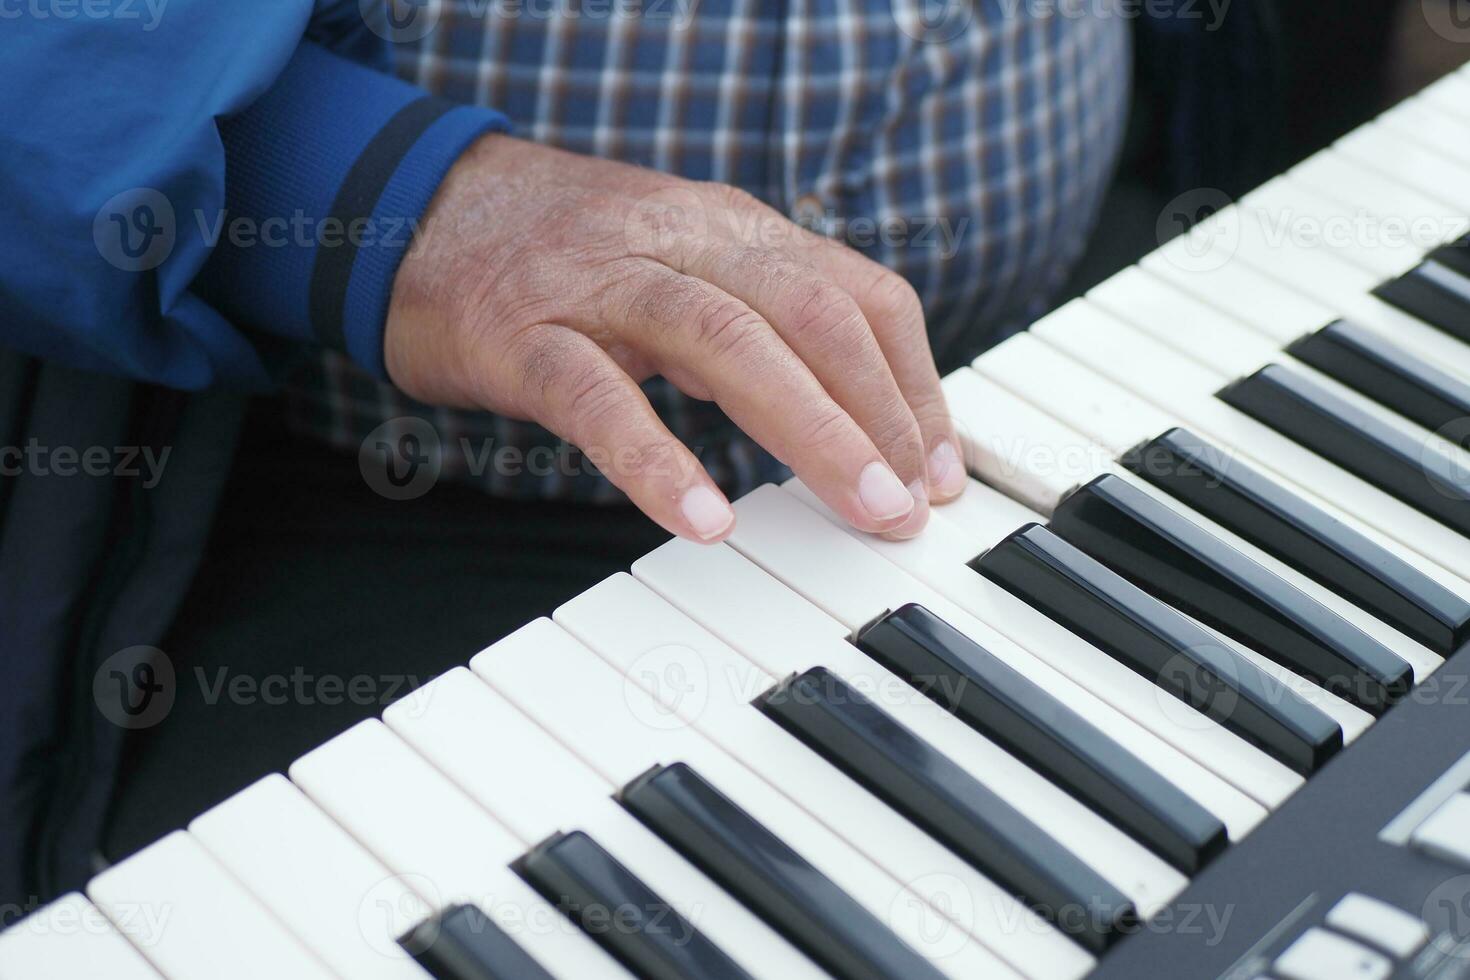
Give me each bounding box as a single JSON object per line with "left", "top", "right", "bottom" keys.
{"left": 385, "top": 133, "right": 968, "bottom": 543}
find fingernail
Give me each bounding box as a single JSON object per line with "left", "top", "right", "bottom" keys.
{"left": 858, "top": 461, "right": 915, "bottom": 522}
{"left": 886, "top": 481, "right": 930, "bottom": 540}
{"left": 928, "top": 439, "right": 967, "bottom": 498}
{"left": 680, "top": 485, "right": 735, "bottom": 541}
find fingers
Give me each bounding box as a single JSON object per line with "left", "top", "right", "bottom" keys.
{"left": 601, "top": 266, "right": 920, "bottom": 535}
{"left": 672, "top": 241, "right": 931, "bottom": 536}
{"left": 795, "top": 235, "right": 968, "bottom": 503}
{"left": 500, "top": 324, "right": 736, "bottom": 543}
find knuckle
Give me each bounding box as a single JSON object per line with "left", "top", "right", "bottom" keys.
{"left": 868, "top": 270, "right": 925, "bottom": 328}
{"left": 795, "top": 405, "right": 856, "bottom": 456}
{"left": 702, "top": 181, "right": 763, "bottom": 213}
{"left": 787, "top": 281, "right": 867, "bottom": 350}
{"left": 564, "top": 365, "right": 630, "bottom": 431}
{"left": 691, "top": 297, "right": 767, "bottom": 360}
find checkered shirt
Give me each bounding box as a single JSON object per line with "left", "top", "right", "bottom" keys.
{"left": 282, "top": 0, "right": 1132, "bottom": 500}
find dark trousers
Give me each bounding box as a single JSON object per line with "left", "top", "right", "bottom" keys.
{"left": 103, "top": 401, "right": 667, "bottom": 860}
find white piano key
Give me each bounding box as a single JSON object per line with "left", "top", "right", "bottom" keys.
{"left": 1274, "top": 927, "right": 1392, "bottom": 980}
{"left": 942, "top": 369, "right": 1098, "bottom": 515}
{"left": 1029, "top": 302, "right": 1470, "bottom": 584}
{"left": 87, "top": 831, "right": 336, "bottom": 980}
{"left": 1141, "top": 247, "right": 1332, "bottom": 345}
{"left": 1334, "top": 122, "right": 1470, "bottom": 214}
{"left": 775, "top": 476, "right": 1278, "bottom": 832}
{"left": 189, "top": 774, "right": 432, "bottom": 980}
{"left": 723, "top": 486, "right": 1193, "bottom": 915}
{"left": 1248, "top": 177, "right": 1422, "bottom": 280}
{"left": 469, "top": 620, "right": 1021, "bottom": 980}
{"left": 630, "top": 540, "right": 1105, "bottom": 980}
{"left": 1027, "top": 302, "right": 1470, "bottom": 491}
{"left": 391, "top": 664, "right": 1017, "bottom": 980}
{"left": 1150, "top": 187, "right": 1470, "bottom": 381}
{"left": 1324, "top": 893, "right": 1430, "bottom": 959}
{"left": 1285, "top": 152, "right": 1469, "bottom": 259}
{"left": 1088, "top": 267, "right": 1284, "bottom": 376}
{"left": 0, "top": 893, "right": 160, "bottom": 980}
{"left": 1143, "top": 242, "right": 1470, "bottom": 383}
{"left": 971, "top": 327, "right": 1185, "bottom": 455}
{"left": 288, "top": 719, "right": 628, "bottom": 980}
{"left": 1420, "top": 72, "right": 1470, "bottom": 124}
{"left": 1410, "top": 793, "right": 1470, "bottom": 870}
{"left": 1376, "top": 98, "right": 1470, "bottom": 167}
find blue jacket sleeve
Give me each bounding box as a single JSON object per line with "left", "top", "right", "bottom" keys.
{"left": 0, "top": 1, "right": 509, "bottom": 389}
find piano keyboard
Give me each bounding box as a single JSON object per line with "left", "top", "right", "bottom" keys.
{"left": 5, "top": 64, "right": 1470, "bottom": 980}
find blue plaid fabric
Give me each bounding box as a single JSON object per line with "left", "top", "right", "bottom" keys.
{"left": 282, "top": 0, "right": 1132, "bottom": 500}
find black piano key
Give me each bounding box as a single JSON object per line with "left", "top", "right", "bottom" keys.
{"left": 1375, "top": 261, "right": 1470, "bottom": 344}
{"left": 1287, "top": 320, "right": 1470, "bottom": 445}
{"left": 856, "top": 604, "right": 1227, "bottom": 873}
{"left": 619, "top": 762, "right": 943, "bottom": 980}
{"left": 1218, "top": 364, "right": 1470, "bottom": 537}
{"left": 1048, "top": 475, "right": 1412, "bottom": 715}
{"left": 516, "top": 830, "right": 752, "bottom": 980}
{"left": 1429, "top": 237, "right": 1470, "bottom": 280}
{"left": 1123, "top": 429, "right": 1470, "bottom": 656}
{"left": 756, "top": 666, "right": 1137, "bottom": 955}
{"left": 972, "top": 524, "right": 1343, "bottom": 776}
{"left": 399, "top": 903, "right": 555, "bottom": 980}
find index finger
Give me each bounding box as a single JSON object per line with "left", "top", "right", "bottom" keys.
{"left": 796, "top": 235, "right": 968, "bottom": 503}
